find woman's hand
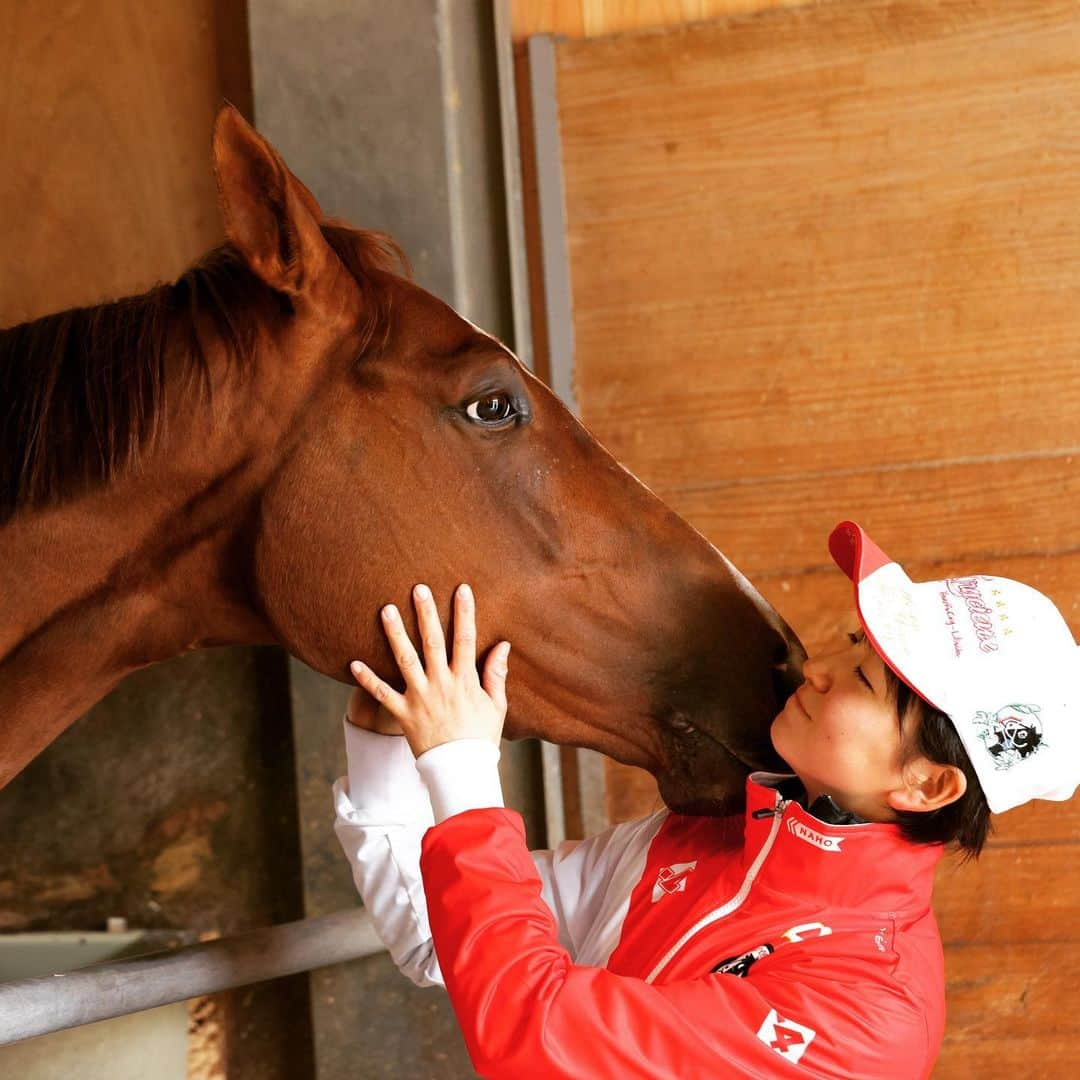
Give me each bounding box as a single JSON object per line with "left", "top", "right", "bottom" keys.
{"left": 349, "top": 583, "right": 511, "bottom": 759}
{"left": 345, "top": 690, "right": 403, "bottom": 736}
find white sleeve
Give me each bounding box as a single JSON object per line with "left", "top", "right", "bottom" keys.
{"left": 529, "top": 811, "right": 668, "bottom": 964}
{"left": 416, "top": 740, "right": 667, "bottom": 963}
{"left": 335, "top": 717, "right": 664, "bottom": 974}
{"left": 332, "top": 721, "right": 508, "bottom": 988}
{"left": 332, "top": 718, "right": 443, "bottom": 988}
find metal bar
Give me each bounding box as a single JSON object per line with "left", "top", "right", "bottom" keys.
{"left": 540, "top": 740, "right": 567, "bottom": 848}
{"left": 494, "top": 0, "right": 534, "bottom": 369}
{"left": 0, "top": 908, "right": 384, "bottom": 1047}
{"left": 527, "top": 33, "right": 577, "bottom": 410}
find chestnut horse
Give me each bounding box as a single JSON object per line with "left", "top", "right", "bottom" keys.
{"left": 0, "top": 104, "right": 804, "bottom": 816}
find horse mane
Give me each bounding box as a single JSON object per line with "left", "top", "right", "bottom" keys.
{"left": 0, "top": 222, "right": 406, "bottom": 524}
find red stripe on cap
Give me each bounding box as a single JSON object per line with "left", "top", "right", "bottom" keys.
{"left": 829, "top": 522, "right": 947, "bottom": 713}
{"left": 828, "top": 521, "right": 894, "bottom": 582}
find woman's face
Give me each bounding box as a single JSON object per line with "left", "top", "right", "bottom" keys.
{"left": 771, "top": 627, "right": 911, "bottom": 820}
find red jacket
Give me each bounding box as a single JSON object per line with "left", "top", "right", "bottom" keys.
{"left": 419, "top": 775, "right": 945, "bottom": 1078}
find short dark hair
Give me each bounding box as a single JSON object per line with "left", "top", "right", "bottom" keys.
{"left": 881, "top": 665, "right": 993, "bottom": 858}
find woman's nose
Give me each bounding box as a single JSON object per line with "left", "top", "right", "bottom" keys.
{"left": 801, "top": 654, "right": 832, "bottom": 692}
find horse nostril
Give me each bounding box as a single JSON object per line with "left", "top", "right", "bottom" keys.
{"left": 668, "top": 711, "right": 697, "bottom": 735}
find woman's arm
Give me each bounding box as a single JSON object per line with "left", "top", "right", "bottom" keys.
{"left": 341, "top": 582, "right": 672, "bottom": 980}
{"left": 335, "top": 710, "right": 666, "bottom": 977}
{"left": 332, "top": 719, "right": 444, "bottom": 987}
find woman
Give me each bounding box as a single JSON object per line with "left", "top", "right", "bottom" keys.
{"left": 334, "top": 520, "right": 1078, "bottom": 1078}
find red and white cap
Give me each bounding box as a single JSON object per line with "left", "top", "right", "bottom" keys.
{"left": 829, "top": 521, "right": 1079, "bottom": 814}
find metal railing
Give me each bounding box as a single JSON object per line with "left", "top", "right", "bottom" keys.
{"left": 0, "top": 908, "right": 384, "bottom": 1046}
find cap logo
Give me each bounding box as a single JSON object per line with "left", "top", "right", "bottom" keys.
{"left": 973, "top": 704, "right": 1045, "bottom": 770}
{"left": 946, "top": 577, "right": 1001, "bottom": 654}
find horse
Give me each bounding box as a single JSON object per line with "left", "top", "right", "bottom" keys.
{"left": 0, "top": 103, "right": 805, "bottom": 817}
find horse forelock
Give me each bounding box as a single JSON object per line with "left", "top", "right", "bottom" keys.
{"left": 321, "top": 220, "right": 409, "bottom": 359}
{"left": 0, "top": 222, "right": 407, "bottom": 524}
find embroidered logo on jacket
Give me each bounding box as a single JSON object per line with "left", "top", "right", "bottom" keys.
{"left": 787, "top": 818, "right": 843, "bottom": 852}
{"left": 712, "top": 943, "right": 774, "bottom": 977}
{"left": 756, "top": 1008, "right": 817, "bottom": 1064}
{"left": 781, "top": 922, "right": 832, "bottom": 944}
{"left": 651, "top": 861, "right": 697, "bottom": 902}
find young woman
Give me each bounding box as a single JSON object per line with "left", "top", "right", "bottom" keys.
{"left": 334, "top": 520, "right": 1078, "bottom": 1078}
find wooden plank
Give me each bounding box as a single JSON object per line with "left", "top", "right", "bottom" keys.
{"left": 980, "top": 796, "right": 1080, "bottom": 848}
{"left": 0, "top": 0, "right": 233, "bottom": 324}
{"left": 510, "top": 1, "right": 809, "bottom": 42}
{"left": 757, "top": 552, "right": 1080, "bottom": 660}
{"left": 555, "top": 1, "right": 1080, "bottom": 488}
{"left": 934, "top": 843, "right": 1080, "bottom": 946}
{"left": 662, "top": 454, "right": 1080, "bottom": 578}
{"left": 941, "top": 942, "right": 1080, "bottom": 1040}
{"left": 934, "top": 942, "right": 1080, "bottom": 1075}
{"left": 513, "top": 0, "right": 586, "bottom": 41}
{"left": 934, "top": 1037, "right": 1076, "bottom": 1079}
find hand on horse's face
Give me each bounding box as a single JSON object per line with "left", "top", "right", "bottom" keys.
{"left": 349, "top": 583, "right": 511, "bottom": 758}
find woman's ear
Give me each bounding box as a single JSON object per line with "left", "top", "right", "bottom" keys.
{"left": 887, "top": 759, "right": 967, "bottom": 814}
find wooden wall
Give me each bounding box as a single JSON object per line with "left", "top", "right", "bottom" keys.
{"left": 518, "top": 1, "right": 1079, "bottom": 1075}
{"left": 0, "top": 0, "right": 251, "bottom": 324}
{"left": 511, "top": 0, "right": 806, "bottom": 41}
{"left": 0, "top": 5, "right": 313, "bottom": 1078}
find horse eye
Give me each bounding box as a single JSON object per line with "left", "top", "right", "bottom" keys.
{"left": 465, "top": 393, "right": 517, "bottom": 425}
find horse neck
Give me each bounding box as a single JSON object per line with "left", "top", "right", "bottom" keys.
{"left": 0, "top": 437, "right": 273, "bottom": 789}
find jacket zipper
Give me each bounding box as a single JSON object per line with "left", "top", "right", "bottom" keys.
{"left": 643, "top": 796, "right": 788, "bottom": 985}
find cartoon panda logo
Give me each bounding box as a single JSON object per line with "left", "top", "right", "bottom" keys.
{"left": 712, "top": 943, "right": 774, "bottom": 977}
{"left": 972, "top": 704, "right": 1044, "bottom": 770}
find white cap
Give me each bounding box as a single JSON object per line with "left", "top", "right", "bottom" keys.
{"left": 829, "top": 521, "right": 1079, "bottom": 814}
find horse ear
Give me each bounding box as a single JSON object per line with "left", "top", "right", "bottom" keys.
{"left": 211, "top": 102, "right": 341, "bottom": 309}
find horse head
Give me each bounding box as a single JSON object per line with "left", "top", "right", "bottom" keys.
{"left": 0, "top": 104, "right": 804, "bottom": 814}
{"left": 210, "top": 106, "right": 804, "bottom": 813}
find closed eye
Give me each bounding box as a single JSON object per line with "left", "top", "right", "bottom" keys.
{"left": 847, "top": 630, "right": 874, "bottom": 692}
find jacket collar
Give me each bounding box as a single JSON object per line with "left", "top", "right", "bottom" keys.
{"left": 742, "top": 773, "right": 944, "bottom": 915}
{"left": 771, "top": 774, "right": 867, "bottom": 826}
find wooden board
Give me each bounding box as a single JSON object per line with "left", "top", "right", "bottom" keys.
{"left": 934, "top": 845, "right": 1079, "bottom": 946}
{"left": 545, "top": 5, "right": 1080, "bottom": 1074}
{"left": 0, "top": 0, "right": 250, "bottom": 325}
{"left": 510, "top": 0, "right": 809, "bottom": 41}
{"left": 558, "top": 1, "right": 1080, "bottom": 512}
{"left": 665, "top": 455, "right": 1080, "bottom": 579}
{"left": 938, "top": 942, "right": 1078, "bottom": 1076}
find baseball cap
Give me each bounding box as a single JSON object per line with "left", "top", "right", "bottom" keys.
{"left": 828, "top": 520, "right": 1079, "bottom": 814}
